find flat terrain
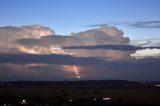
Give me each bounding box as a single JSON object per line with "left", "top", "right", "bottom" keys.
{"left": 0, "top": 80, "right": 160, "bottom": 105}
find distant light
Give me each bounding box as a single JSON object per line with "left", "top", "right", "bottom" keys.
{"left": 155, "top": 84, "right": 160, "bottom": 87}
{"left": 69, "top": 99, "right": 72, "bottom": 102}
{"left": 102, "top": 97, "right": 111, "bottom": 101}
{"left": 21, "top": 99, "right": 27, "bottom": 104}
{"left": 76, "top": 76, "right": 81, "bottom": 79}
{"left": 4, "top": 104, "right": 11, "bottom": 106}
{"left": 93, "top": 98, "right": 97, "bottom": 101}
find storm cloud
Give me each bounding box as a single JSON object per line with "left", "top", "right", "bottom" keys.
{"left": 14, "top": 25, "right": 131, "bottom": 59}
{"left": 0, "top": 25, "right": 132, "bottom": 59}
{"left": 0, "top": 54, "right": 160, "bottom": 81}
{"left": 0, "top": 25, "right": 160, "bottom": 81}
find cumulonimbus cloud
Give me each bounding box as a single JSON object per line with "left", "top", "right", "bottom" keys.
{"left": 0, "top": 25, "right": 131, "bottom": 59}
{"left": 0, "top": 25, "right": 160, "bottom": 81}
{"left": 1, "top": 25, "right": 159, "bottom": 59}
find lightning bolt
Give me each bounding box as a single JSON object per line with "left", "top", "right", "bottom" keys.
{"left": 62, "top": 65, "right": 81, "bottom": 79}
{"left": 73, "top": 65, "right": 81, "bottom": 79}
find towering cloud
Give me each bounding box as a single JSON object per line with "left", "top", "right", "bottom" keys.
{"left": 16, "top": 25, "right": 129, "bottom": 47}
{"left": 0, "top": 25, "right": 55, "bottom": 53}
{"left": 0, "top": 25, "right": 130, "bottom": 59}
{"left": 0, "top": 25, "right": 54, "bottom": 39}
{"left": 71, "top": 26, "right": 129, "bottom": 45}
{"left": 13, "top": 25, "right": 130, "bottom": 59}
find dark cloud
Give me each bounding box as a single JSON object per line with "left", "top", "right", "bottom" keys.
{"left": 128, "top": 21, "right": 160, "bottom": 28}
{"left": 80, "top": 57, "right": 160, "bottom": 81}
{"left": 0, "top": 54, "right": 105, "bottom": 65}
{"left": 85, "top": 21, "right": 130, "bottom": 28}
{"left": 0, "top": 63, "right": 72, "bottom": 81}
{"left": 86, "top": 24, "right": 109, "bottom": 27}
{"left": 88, "top": 21, "right": 160, "bottom": 29}
{"left": 63, "top": 44, "right": 140, "bottom": 51}
{"left": 63, "top": 44, "right": 160, "bottom": 52}
{"left": 16, "top": 35, "right": 80, "bottom": 47}
{"left": 62, "top": 44, "right": 160, "bottom": 60}
{"left": 0, "top": 54, "right": 160, "bottom": 81}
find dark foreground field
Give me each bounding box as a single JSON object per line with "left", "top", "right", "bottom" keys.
{"left": 0, "top": 80, "right": 160, "bottom": 106}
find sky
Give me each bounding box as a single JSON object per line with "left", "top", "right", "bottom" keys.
{"left": 0, "top": 0, "right": 160, "bottom": 81}
{"left": 1, "top": 0, "right": 160, "bottom": 38}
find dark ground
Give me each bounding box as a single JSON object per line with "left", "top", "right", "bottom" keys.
{"left": 0, "top": 80, "right": 160, "bottom": 106}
